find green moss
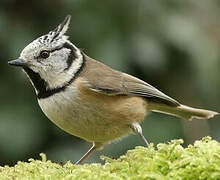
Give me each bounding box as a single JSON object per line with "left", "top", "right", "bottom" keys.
{"left": 0, "top": 137, "right": 220, "bottom": 180}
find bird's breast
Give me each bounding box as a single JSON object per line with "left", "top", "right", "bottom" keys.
{"left": 38, "top": 79, "right": 148, "bottom": 143}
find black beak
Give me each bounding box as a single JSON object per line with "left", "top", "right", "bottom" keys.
{"left": 8, "top": 58, "right": 26, "bottom": 67}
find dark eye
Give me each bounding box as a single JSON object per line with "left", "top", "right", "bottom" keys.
{"left": 40, "top": 50, "right": 50, "bottom": 59}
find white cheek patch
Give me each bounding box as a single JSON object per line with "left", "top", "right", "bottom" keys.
{"left": 50, "top": 48, "right": 70, "bottom": 72}
{"left": 38, "top": 47, "right": 83, "bottom": 89}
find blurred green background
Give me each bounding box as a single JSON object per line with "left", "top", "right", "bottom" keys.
{"left": 0, "top": 0, "right": 220, "bottom": 165}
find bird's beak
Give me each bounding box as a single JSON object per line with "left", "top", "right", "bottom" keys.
{"left": 8, "top": 58, "right": 26, "bottom": 67}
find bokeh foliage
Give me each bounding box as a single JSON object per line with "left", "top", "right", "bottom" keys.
{"left": 0, "top": 0, "right": 219, "bottom": 165}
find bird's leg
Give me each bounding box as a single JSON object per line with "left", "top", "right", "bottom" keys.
{"left": 130, "top": 122, "right": 149, "bottom": 147}
{"left": 75, "top": 142, "right": 98, "bottom": 165}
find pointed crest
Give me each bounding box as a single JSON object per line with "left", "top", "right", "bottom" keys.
{"left": 40, "top": 15, "right": 71, "bottom": 43}
{"left": 53, "top": 15, "right": 71, "bottom": 37}
{"left": 36, "top": 15, "right": 72, "bottom": 45}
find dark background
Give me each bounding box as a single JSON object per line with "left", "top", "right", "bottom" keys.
{"left": 0, "top": 0, "right": 220, "bottom": 165}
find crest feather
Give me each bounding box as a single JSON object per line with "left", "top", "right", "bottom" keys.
{"left": 50, "top": 15, "right": 71, "bottom": 41}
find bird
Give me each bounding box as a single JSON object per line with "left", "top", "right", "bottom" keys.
{"left": 8, "top": 15, "right": 218, "bottom": 164}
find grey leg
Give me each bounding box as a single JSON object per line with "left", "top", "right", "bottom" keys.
{"left": 75, "top": 142, "right": 97, "bottom": 164}
{"left": 130, "top": 122, "right": 149, "bottom": 147}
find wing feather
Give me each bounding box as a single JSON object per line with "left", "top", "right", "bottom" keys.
{"left": 82, "top": 56, "right": 179, "bottom": 107}
{"left": 121, "top": 73, "right": 180, "bottom": 106}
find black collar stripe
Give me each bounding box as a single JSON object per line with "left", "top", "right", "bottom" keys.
{"left": 63, "top": 42, "right": 77, "bottom": 71}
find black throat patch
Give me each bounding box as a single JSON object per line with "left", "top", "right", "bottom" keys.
{"left": 23, "top": 53, "right": 85, "bottom": 99}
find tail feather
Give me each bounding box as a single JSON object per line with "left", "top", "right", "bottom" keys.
{"left": 148, "top": 103, "right": 219, "bottom": 120}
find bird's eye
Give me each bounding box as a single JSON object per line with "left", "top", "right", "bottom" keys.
{"left": 40, "top": 50, "right": 50, "bottom": 59}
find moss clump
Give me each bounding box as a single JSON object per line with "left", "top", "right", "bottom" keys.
{"left": 0, "top": 137, "right": 220, "bottom": 180}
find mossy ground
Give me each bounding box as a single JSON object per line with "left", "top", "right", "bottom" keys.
{"left": 0, "top": 137, "right": 220, "bottom": 180}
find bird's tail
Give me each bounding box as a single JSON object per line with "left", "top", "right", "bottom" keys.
{"left": 148, "top": 103, "right": 218, "bottom": 120}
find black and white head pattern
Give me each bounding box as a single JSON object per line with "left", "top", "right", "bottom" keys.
{"left": 19, "top": 15, "right": 84, "bottom": 99}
